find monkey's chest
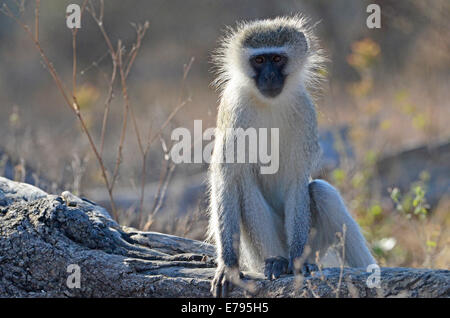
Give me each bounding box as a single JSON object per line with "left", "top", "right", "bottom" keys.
{"left": 256, "top": 158, "right": 300, "bottom": 209}
{"left": 255, "top": 134, "right": 312, "bottom": 210}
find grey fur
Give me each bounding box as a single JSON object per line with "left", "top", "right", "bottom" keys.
{"left": 208, "top": 15, "right": 376, "bottom": 297}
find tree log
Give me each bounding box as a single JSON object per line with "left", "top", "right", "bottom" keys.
{"left": 0, "top": 177, "right": 448, "bottom": 297}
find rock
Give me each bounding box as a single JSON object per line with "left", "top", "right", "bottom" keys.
{"left": 0, "top": 177, "right": 448, "bottom": 297}
{"left": 0, "top": 147, "right": 57, "bottom": 193}
{"left": 375, "top": 141, "right": 450, "bottom": 208}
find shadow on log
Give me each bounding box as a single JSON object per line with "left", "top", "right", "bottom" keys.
{"left": 0, "top": 177, "right": 448, "bottom": 297}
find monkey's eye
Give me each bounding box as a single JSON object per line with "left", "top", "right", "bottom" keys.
{"left": 272, "top": 55, "right": 282, "bottom": 63}
{"left": 254, "top": 56, "right": 265, "bottom": 64}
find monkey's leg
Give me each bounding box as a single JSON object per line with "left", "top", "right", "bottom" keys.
{"left": 284, "top": 179, "right": 314, "bottom": 274}
{"left": 308, "top": 179, "right": 376, "bottom": 267}
{"left": 240, "top": 177, "right": 288, "bottom": 279}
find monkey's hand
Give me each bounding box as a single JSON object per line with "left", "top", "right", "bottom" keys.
{"left": 289, "top": 257, "right": 318, "bottom": 277}
{"left": 211, "top": 264, "right": 241, "bottom": 298}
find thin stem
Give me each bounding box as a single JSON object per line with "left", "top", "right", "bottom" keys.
{"left": 110, "top": 41, "right": 128, "bottom": 189}
{"left": 99, "top": 59, "right": 117, "bottom": 155}
{"left": 35, "top": 0, "right": 39, "bottom": 42}
{"left": 1, "top": 2, "right": 119, "bottom": 220}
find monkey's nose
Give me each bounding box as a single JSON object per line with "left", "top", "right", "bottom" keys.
{"left": 265, "top": 72, "right": 276, "bottom": 80}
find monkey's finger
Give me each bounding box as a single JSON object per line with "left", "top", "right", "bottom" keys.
{"left": 276, "top": 257, "right": 289, "bottom": 278}
{"left": 264, "top": 268, "right": 272, "bottom": 280}
{"left": 264, "top": 262, "right": 274, "bottom": 280}
{"left": 212, "top": 281, "right": 220, "bottom": 298}
{"left": 210, "top": 277, "right": 216, "bottom": 293}
{"left": 272, "top": 261, "right": 286, "bottom": 279}
{"left": 212, "top": 270, "right": 224, "bottom": 297}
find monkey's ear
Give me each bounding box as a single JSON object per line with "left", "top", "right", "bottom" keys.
{"left": 298, "top": 32, "right": 308, "bottom": 54}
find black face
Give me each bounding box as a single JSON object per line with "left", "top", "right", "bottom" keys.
{"left": 250, "top": 53, "right": 288, "bottom": 98}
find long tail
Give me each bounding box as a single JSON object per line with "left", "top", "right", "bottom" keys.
{"left": 308, "top": 179, "right": 376, "bottom": 268}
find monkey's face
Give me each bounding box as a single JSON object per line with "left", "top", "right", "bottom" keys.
{"left": 249, "top": 53, "right": 288, "bottom": 98}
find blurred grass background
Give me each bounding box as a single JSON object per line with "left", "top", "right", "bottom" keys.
{"left": 0, "top": 0, "right": 449, "bottom": 269}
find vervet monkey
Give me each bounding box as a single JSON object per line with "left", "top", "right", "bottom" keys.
{"left": 208, "top": 16, "right": 376, "bottom": 297}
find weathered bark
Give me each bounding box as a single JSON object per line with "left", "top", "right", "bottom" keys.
{"left": 0, "top": 177, "right": 448, "bottom": 298}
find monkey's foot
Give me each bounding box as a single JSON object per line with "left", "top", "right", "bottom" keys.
{"left": 288, "top": 258, "right": 319, "bottom": 277}
{"left": 211, "top": 265, "right": 241, "bottom": 298}
{"left": 301, "top": 262, "right": 319, "bottom": 276}
{"left": 264, "top": 256, "right": 290, "bottom": 280}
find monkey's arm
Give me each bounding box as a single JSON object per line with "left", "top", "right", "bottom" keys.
{"left": 284, "top": 179, "right": 312, "bottom": 273}
{"left": 209, "top": 165, "right": 242, "bottom": 297}
{"left": 210, "top": 173, "right": 241, "bottom": 267}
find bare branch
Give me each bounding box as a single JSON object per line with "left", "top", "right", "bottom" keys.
{"left": 2, "top": 2, "right": 119, "bottom": 220}
{"left": 125, "top": 21, "right": 149, "bottom": 78}
{"left": 110, "top": 41, "right": 128, "bottom": 190}
{"left": 143, "top": 161, "right": 176, "bottom": 231}
{"left": 35, "top": 0, "right": 39, "bottom": 42}
{"left": 99, "top": 59, "right": 117, "bottom": 155}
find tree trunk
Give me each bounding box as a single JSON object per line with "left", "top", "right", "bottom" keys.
{"left": 0, "top": 177, "right": 448, "bottom": 297}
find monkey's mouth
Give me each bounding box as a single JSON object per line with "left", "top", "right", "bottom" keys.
{"left": 254, "top": 72, "right": 286, "bottom": 98}
{"left": 259, "top": 85, "right": 283, "bottom": 98}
